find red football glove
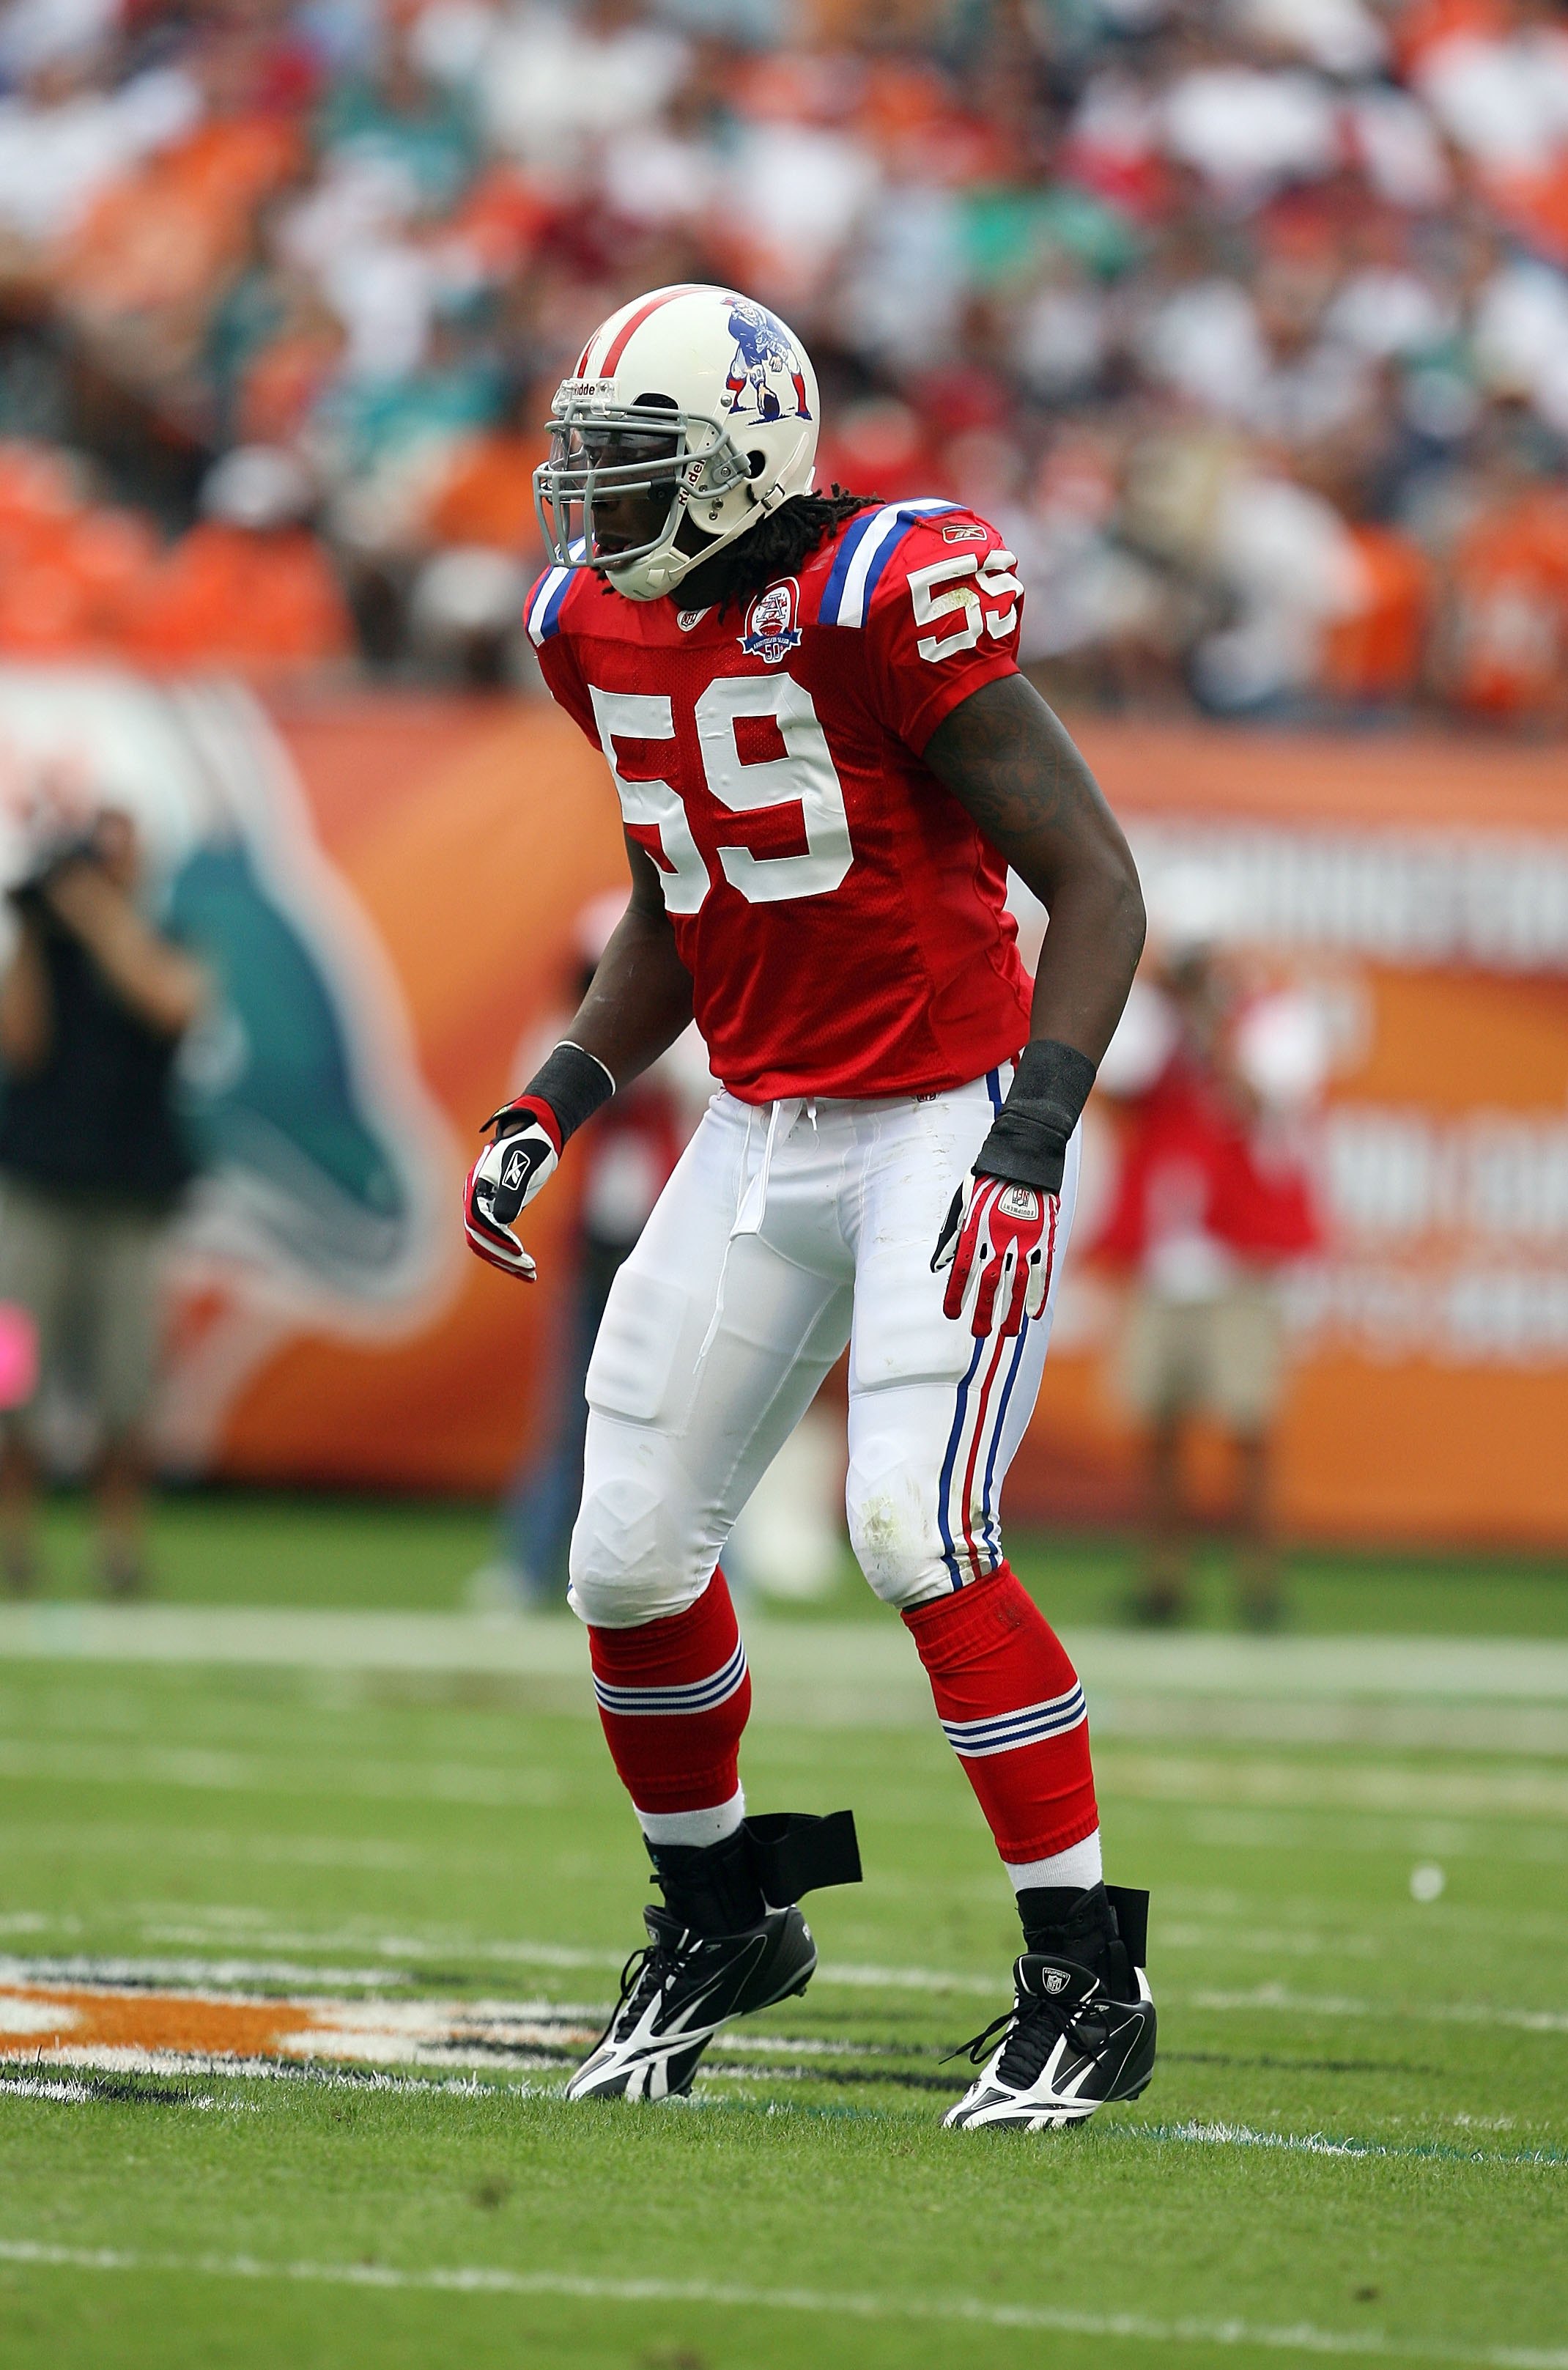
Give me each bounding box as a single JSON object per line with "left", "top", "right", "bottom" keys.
{"left": 463, "top": 1096, "right": 561, "bottom": 1281}
{"left": 932, "top": 1174, "right": 1059, "bottom": 1338}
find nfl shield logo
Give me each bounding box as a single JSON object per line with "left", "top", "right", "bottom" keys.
{"left": 739, "top": 578, "right": 802, "bottom": 663}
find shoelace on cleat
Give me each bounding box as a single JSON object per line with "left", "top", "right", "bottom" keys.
{"left": 595, "top": 1935, "right": 684, "bottom": 2047}
{"left": 944, "top": 1983, "right": 1108, "bottom": 2089}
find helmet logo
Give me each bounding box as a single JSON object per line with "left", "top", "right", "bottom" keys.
{"left": 739, "top": 578, "right": 802, "bottom": 663}
{"left": 723, "top": 298, "right": 811, "bottom": 424}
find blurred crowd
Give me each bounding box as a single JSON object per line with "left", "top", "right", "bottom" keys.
{"left": 0, "top": 0, "right": 1562, "bottom": 717}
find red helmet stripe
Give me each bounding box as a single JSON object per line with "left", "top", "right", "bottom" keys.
{"left": 574, "top": 339, "right": 593, "bottom": 375}
{"left": 593, "top": 284, "right": 706, "bottom": 377}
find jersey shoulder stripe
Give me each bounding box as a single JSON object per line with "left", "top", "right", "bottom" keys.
{"left": 525, "top": 557, "right": 583, "bottom": 646}
{"left": 817, "top": 498, "right": 959, "bottom": 630}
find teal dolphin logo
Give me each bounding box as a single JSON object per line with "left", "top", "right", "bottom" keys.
{"left": 168, "top": 838, "right": 413, "bottom": 1288}
{"left": 0, "top": 670, "right": 456, "bottom": 1458}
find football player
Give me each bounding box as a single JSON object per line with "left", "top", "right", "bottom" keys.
{"left": 465, "top": 284, "right": 1154, "bottom": 2130}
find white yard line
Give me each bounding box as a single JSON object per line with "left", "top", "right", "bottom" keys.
{"left": 0, "top": 1737, "right": 561, "bottom": 1808}
{"left": 0, "top": 2058, "right": 503, "bottom": 2094}
{"left": 4, "top": 1949, "right": 1565, "bottom": 2037}
{"left": 1134, "top": 2123, "right": 1564, "bottom": 2166}
{"left": 1183, "top": 1987, "right": 1568, "bottom": 2036}
{"left": 0, "top": 2075, "right": 246, "bottom": 2110}
{"left": 1097, "top": 1757, "right": 1568, "bottom": 1821}
{"left": 2, "top": 1730, "right": 1563, "bottom": 1818}
{"left": 0, "top": 1952, "right": 420, "bottom": 1990}
{"left": 0, "top": 2238, "right": 1560, "bottom": 2364}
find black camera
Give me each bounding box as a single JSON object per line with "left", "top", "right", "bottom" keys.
{"left": 7, "top": 830, "right": 103, "bottom": 918}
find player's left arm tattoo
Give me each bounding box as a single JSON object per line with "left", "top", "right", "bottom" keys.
{"left": 924, "top": 672, "right": 1144, "bottom": 1065}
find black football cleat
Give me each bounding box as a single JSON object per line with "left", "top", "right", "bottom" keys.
{"left": 943, "top": 1881, "right": 1156, "bottom": 2132}
{"left": 566, "top": 1809, "right": 860, "bottom": 2105}
{"left": 566, "top": 1900, "right": 817, "bottom": 2101}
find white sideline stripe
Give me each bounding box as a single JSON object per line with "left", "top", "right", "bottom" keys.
{"left": 0, "top": 2240, "right": 1561, "bottom": 2363}
{"left": 3, "top": 1607, "right": 1566, "bottom": 1705}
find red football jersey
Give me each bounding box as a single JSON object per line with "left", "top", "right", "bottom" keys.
{"left": 525, "top": 498, "right": 1032, "bottom": 1102}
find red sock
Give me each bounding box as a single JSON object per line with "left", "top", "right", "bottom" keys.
{"left": 903, "top": 1565, "right": 1098, "bottom": 1864}
{"left": 588, "top": 1570, "right": 750, "bottom": 1815}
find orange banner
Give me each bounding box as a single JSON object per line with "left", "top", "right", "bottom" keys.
{"left": 1038, "top": 720, "right": 1568, "bottom": 1548}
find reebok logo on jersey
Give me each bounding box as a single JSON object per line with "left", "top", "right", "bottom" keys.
{"left": 739, "top": 578, "right": 802, "bottom": 663}
{"left": 942, "top": 522, "right": 988, "bottom": 543}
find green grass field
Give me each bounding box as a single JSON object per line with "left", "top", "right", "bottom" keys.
{"left": 1, "top": 1496, "right": 1565, "bottom": 2369}
{"left": 21, "top": 1484, "right": 1568, "bottom": 1633}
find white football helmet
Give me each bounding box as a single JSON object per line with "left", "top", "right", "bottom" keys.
{"left": 533, "top": 284, "right": 819, "bottom": 602}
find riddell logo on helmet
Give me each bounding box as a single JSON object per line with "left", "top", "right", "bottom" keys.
{"left": 739, "top": 579, "right": 802, "bottom": 663}
{"left": 558, "top": 378, "right": 615, "bottom": 400}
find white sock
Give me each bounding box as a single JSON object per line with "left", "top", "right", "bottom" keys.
{"left": 637, "top": 1790, "right": 745, "bottom": 1849}
{"left": 1004, "top": 1828, "right": 1103, "bottom": 1895}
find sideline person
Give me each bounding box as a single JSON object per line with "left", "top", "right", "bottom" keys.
{"left": 0, "top": 803, "right": 205, "bottom": 1595}
{"left": 1094, "top": 923, "right": 1324, "bottom": 1628}
{"left": 463, "top": 285, "right": 1154, "bottom": 2133}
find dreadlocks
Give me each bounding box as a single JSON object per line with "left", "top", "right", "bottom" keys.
{"left": 677, "top": 487, "right": 879, "bottom": 616}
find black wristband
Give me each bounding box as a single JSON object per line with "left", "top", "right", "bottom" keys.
{"left": 973, "top": 1038, "right": 1097, "bottom": 1197}
{"left": 500, "top": 1041, "right": 615, "bottom": 1144}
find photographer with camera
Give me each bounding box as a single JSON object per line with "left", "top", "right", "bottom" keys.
{"left": 0, "top": 805, "right": 206, "bottom": 1596}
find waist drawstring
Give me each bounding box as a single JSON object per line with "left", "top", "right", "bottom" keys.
{"left": 697, "top": 1098, "right": 799, "bottom": 1365}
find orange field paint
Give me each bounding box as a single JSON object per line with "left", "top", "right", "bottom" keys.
{"left": 0, "top": 1983, "right": 327, "bottom": 2063}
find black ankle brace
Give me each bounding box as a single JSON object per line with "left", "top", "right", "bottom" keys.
{"left": 1016, "top": 1880, "right": 1116, "bottom": 1960}
{"left": 648, "top": 1810, "right": 862, "bottom": 1938}
{"left": 649, "top": 1827, "right": 765, "bottom": 1936}
{"left": 1015, "top": 1880, "right": 1147, "bottom": 2001}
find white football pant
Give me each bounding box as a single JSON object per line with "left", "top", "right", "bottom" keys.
{"left": 569, "top": 1071, "right": 1080, "bottom": 1627}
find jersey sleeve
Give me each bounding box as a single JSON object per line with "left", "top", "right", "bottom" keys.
{"left": 858, "top": 509, "right": 1025, "bottom": 754}
{"left": 523, "top": 564, "right": 602, "bottom": 748}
